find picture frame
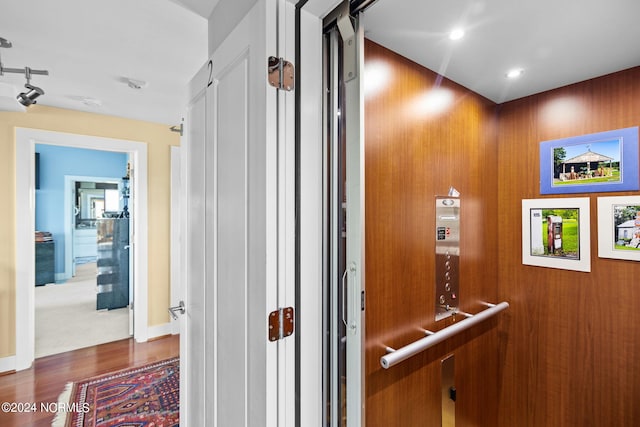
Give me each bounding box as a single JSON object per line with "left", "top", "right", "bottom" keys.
{"left": 522, "top": 197, "right": 591, "bottom": 272}
{"left": 597, "top": 195, "right": 640, "bottom": 261}
{"left": 539, "top": 126, "right": 639, "bottom": 195}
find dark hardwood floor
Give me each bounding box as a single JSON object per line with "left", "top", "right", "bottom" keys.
{"left": 0, "top": 334, "right": 179, "bottom": 427}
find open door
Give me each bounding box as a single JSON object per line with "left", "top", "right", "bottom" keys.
{"left": 323, "top": 3, "right": 365, "bottom": 426}
{"left": 179, "top": 0, "right": 295, "bottom": 425}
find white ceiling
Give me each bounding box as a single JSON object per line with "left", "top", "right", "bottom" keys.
{"left": 1, "top": 0, "right": 638, "bottom": 125}
{"left": 364, "top": 0, "right": 640, "bottom": 103}
{"left": 0, "top": 0, "right": 210, "bottom": 125}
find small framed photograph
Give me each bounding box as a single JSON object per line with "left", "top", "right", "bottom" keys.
{"left": 522, "top": 197, "right": 591, "bottom": 272}
{"left": 539, "top": 127, "right": 639, "bottom": 195}
{"left": 597, "top": 196, "right": 640, "bottom": 261}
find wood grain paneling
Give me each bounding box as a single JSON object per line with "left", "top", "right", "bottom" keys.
{"left": 364, "top": 41, "right": 640, "bottom": 427}
{"left": 364, "top": 40, "right": 500, "bottom": 427}
{"left": 496, "top": 67, "right": 640, "bottom": 426}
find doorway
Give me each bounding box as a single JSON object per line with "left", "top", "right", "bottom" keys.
{"left": 67, "top": 177, "right": 124, "bottom": 278}
{"left": 318, "top": 1, "right": 503, "bottom": 426}
{"left": 15, "top": 127, "right": 149, "bottom": 370}
{"left": 33, "top": 146, "right": 132, "bottom": 357}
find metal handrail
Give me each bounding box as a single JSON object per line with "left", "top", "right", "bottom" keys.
{"left": 380, "top": 301, "right": 509, "bottom": 369}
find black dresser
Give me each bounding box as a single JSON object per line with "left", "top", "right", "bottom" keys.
{"left": 35, "top": 240, "right": 55, "bottom": 286}
{"left": 96, "top": 218, "right": 130, "bottom": 310}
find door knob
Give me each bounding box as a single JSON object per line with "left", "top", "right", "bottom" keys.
{"left": 168, "top": 300, "right": 185, "bottom": 320}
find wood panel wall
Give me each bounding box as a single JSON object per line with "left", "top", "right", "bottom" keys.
{"left": 364, "top": 38, "right": 640, "bottom": 426}
{"left": 364, "top": 40, "right": 500, "bottom": 427}
{"left": 497, "top": 67, "right": 640, "bottom": 426}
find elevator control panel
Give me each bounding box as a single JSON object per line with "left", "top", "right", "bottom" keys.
{"left": 435, "top": 197, "right": 460, "bottom": 321}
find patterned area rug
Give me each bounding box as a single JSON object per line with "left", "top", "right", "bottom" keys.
{"left": 55, "top": 357, "right": 179, "bottom": 427}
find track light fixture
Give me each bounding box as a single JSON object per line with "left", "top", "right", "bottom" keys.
{"left": 16, "top": 68, "right": 45, "bottom": 106}
{"left": 17, "top": 82, "right": 44, "bottom": 106}
{"left": 0, "top": 37, "right": 49, "bottom": 108}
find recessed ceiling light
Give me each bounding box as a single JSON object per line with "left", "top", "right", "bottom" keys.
{"left": 126, "top": 78, "right": 148, "bottom": 90}
{"left": 506, "top": 68, "right": 524, "bottom": 79}
{"left": 449, "top": 28, "right": 465, "bottom": 41}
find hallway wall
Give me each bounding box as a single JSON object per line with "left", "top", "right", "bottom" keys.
{"left": 0, "top": 105, "right": 179, "bottom": 359}
{"left": 496, "top": 67, "right": 640, "bottom": 426}
{"left": 364, "top": 40, "right": 500, "bottom": 427}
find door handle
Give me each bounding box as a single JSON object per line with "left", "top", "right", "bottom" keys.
{"left": 345, "top": 262, "right": 357, "bottom": 332}
{"left": 341, "top": 268, "right": 348, "bottom": 328}
{"left": 168, "top": 300, "right": 185, "bottom": 320}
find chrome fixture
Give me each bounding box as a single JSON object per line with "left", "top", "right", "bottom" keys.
{"left": 17, "top": 68, "right": 45, "bottom": 106}
{"left": 168, "top": 301, "right": 185, "bottom": 320}
{"left": 17, "top": 84, "right": 44, "bottom": 106}
{"left": 380, "top": 301, "right": 510, "bottom": 369}
{"left": 0, "top": 37, "right": 49, "bottom": 107}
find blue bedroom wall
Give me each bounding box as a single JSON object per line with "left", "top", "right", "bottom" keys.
{"left": 35, "top": 144, "right": 128, "bottom": 277}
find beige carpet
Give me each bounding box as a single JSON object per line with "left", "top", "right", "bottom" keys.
{"left": 35, "top": 262, "right": 131, "bottom": 358}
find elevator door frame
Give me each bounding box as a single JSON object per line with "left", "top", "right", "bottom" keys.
{"left": 322, "top": 7, "right": 365, "bottom": 427}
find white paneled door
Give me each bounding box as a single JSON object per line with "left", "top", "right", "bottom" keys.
{"left": 182, "top": 71, "right": 206, "bottom": 427}
{"left": 180, "top": 0, "right": 294, "bottom": 426}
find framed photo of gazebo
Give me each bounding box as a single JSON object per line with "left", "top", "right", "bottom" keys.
{"left": 539, "top": 126, "right": 639, "bottom": 194}
{"left": 522, "top": 197, "right": 591, "bottom": 272}
{"left": 597, "top": 195, "right": 640, "bottom": 261}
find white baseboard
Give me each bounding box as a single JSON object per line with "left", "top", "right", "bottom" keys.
{"left": 170, "top": 319, "right": 180, "bottom": 335}
{"left": 0, "top": 355, "right": 16, "bottom": 374}
{"left": 146, "top": 322, "right": 174, "bottom": 340}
